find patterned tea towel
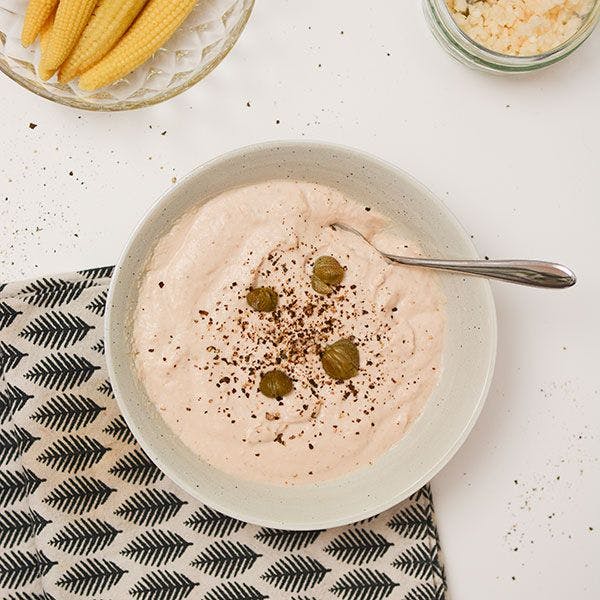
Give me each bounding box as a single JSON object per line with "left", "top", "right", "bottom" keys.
{"left": 0, "top": 268, "right": 448, "bottom": 600}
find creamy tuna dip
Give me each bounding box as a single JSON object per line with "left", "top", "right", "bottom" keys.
{"left": 132, "top": 180, "right": 446, "bottom": 485}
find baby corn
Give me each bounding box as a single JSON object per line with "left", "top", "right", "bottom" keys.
{"left": 38, "top": 10, "right": 57, "bottom": 80}
{"left": 59, "top": 0, "right": 149, "bottom": 84}
{"left": 78, "top": 0, "right": 197, "bottom": 91}
{"left": 21, "top": 0, "right": 58, "bottom": 47}
{"left": 40, "top": 0, "right": 98, "bottom": 74}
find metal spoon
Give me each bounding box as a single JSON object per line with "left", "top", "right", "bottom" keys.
{"left": 331, "top": 223, "right": 576, "bottom": 289}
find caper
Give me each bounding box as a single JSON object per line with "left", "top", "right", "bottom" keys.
{"left": 246, "top": 287, "right": 278, "bottom": 312}
{"left": 311, "top": 273, "right": 333, "bottom": 295}
{"left": 321, "top": 338, "right": 359, "bottom": 380}
{"left": 311, "top": 256, "right": 344, "bottom": 295}
{"left": 259, "top": 369, "right": 293, "bottom": 398}
{"left": 313, "top": 256, "right": 345, "bottom": 286}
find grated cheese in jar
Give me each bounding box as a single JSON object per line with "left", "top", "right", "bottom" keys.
{"left": 446, "top": 0, "right": 595, "bottom": 56}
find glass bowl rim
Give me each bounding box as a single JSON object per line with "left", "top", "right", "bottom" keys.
{"left": 0, "top": 0, "right": 255, "bottom": 112}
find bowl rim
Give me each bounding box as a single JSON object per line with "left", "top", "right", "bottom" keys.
{"left": 105, "top": 140, "right": 497, "bottom": 529}
{"left": 0, "top": 0, "right": 254, "bottom": 112}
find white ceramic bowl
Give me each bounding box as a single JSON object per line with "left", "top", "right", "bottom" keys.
{"left": 106, "top": 141, "right": 497, "bottom": 529}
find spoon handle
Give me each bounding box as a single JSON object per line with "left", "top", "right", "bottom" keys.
{"left": 383, "top": 255, "right": 577, "bottom": 289}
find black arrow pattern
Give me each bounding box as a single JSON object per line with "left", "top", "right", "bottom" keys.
{"left": 191, "top": 540, "right": 262, "bottom": 578}
{"left": 19, "top": 311, "right": 94, "bottom": 350}
{"left": 78, "top": 266, "right": 115, "bottom": 280}
{"left": 405, "top": 582, "right": 447, "bottom": 600}
{"left": 128, "top": 570, "right": 198, "bottom": 600}
{"left": 121, "top": 529, "right": 192, "bottom": 566}
{"left": 0, "top": 270, "right": 447, "bottom": 599}
{"left": 37, "top": 434, "right": 110, "bottom": 473}
{"left": 261, "top": 555, "right": 331, "bottom": 593}
{"left": 0, "top": 342, "right": 28, "bottom": 377}
{"left": 184, "top": 505, "right": 246, "bottom": 538}
{"left": 109, "top": 448, "right": 165, "bottom": 486}
{"left": 6, "top": 592, "right": 56, "bottom": 600}
{"left": 324, "top": 529, "right": 393, "bottom": 565}
{"left": 255, "top": 528, "right": 322, "bottom": 552}
{"left": 24, "top": 353, "right": 100, "bottom": 391}
{"left": 0, "top": 467, "right": 45, "bottom": 507}
{"left": 85, "top": 290, "right": 107, "bottom": 317}
{"left": 97, "top": 379, "right": 114, "bottom": 397}
{"left": 30, "top": 394, "right": 105, "bottom": 432}
{"left": 43, "top": 475, "right": 115, "bottom": 514}
{"left": 20, "top": 278, "right": 93, "bottom": 310}
{"left": 329, "top": 568, "right": 399, "bottom": 600}
{"left": 114, "top": 488, "right": 187, "bottom": 527}
{"left": 56, "top": 558, "right": 127, "bottom": 596}
{"left": 392, "top": 543, "right": 444, "bottom": 580}
{"left": 103, "top": 414, "right": 135, "bottom": 444}
{"left": 0, "top": 301, "right": 22, "bottom": 331}
{"left": 0, "top": 385, "right": 33, "bottom": 426}
{"left": 387, "top": 504, "right": 435, "bottom": 540}
{"left": 204, "top": 581, "right": 268, "bottom": 600}
{"left": 0, "top": 510, "right": 51, "bottom": 549}
{"left": 91, "top": 339, "right": 105, "bottom": 355}
{"left": 0, "top": 550, "right": 56, "bottom": 589}
{"left": 0, "top": 425, "right": 39, "bottom": 466}
{"left": 49, "top": 518, "right": 121, "bottom": 555}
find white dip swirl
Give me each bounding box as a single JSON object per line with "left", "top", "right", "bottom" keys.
{"left": 133, "top": 180, "right": 446, "bottom": 485}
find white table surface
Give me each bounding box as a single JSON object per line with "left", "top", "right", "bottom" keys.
{"left": 1, "top": 1, "right": 599, "bottom": 598}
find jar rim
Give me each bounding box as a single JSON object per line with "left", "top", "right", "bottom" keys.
{"left": 426, "top": 0, "right": 600, "bottom": 70}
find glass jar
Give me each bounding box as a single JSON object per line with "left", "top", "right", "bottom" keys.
{"left": 423, "top": 0, "right": 600, "bottom": 73}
